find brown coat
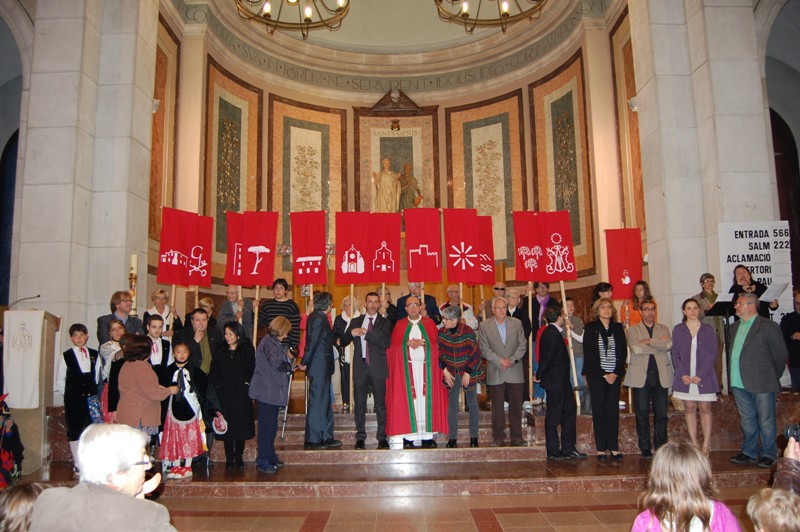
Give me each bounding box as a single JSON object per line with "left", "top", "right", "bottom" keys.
{"left": 116, "top": 360, "right": 171, "bottom": 428}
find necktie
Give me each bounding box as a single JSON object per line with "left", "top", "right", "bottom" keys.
{"left": 152, "top": 341, "right": 158, "bottom": 354}
{"left": 365, "top": 317, "right": 374, "bottom": 365}
{"left": 80, "top": 347, "right": 88, "bottom": 361}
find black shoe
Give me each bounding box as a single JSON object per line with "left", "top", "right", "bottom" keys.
{"left": 304, "top": 441, "right": 326, "bottom": 450}
{"left": 597, "top": 454, "right": 607, "bottom": 461}
{"left": 235, "top": 457, "right": 244, "bottom": 469}
{"left": 354, "top": 440, "right": 366, "bottom": 450}
{"left": 547, "top": 453, "right": 568, "bottom": 460}
{"left": 378, "top": 439, "right": 390, "bottom": 449}
{"left": 565, "top": 450, "right": 587, "bottom": 459}
{"left": 342, "top": 403, "right": 350, "bottom": 414}
{"left": 641, "top": 450, "right": 652, "bottom": 459}
{"left": 323, "top": 438, "right": 342, "bottom": 449}
{"left": 757, "top": 457, "right": 775, "bottom": 468}
{"left": 274, "top": 460, "right": 285, "bottom": 470}
{"left": 470, "top": 438, "right": 478, "bottom": 448}
{"left": 421, "top": 439, "right": 438, "bottom": 449}
{"left": 403, "top": 439, "right": 416, "bottom": 449}
{"left": 730, "top": 452, "right": 757, "bottom": 465}
{"left": 256, "top": 464, "right": 278, "bottom": 474}
{"left": 510, "top": 439, "right": 528, "bottom": 447}
{"left": 446, "top": 439, "right": 457, "bottom": 448}
{"left": 611, "top": 452, "right": 624, "bottom": 461}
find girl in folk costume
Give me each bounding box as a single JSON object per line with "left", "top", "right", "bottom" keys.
{"left": 97, "top": 319, "right": 125, "bottom": 423}
{"left": 160, "top": 341, "right": 208, "bottom": 479}
{"left": 56, "top": 323, "right": 98, "bottom": 471}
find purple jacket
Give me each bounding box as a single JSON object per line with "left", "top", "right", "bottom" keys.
{"left": 671, "top": 322, "right": 719, "bottom": 395}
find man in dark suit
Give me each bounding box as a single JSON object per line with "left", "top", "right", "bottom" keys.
{"left": 172, "top": 308, "right": 223, "bottom": 374}
{"left": 298, "top": 291, "right": 342, "bottom": 450}
{"left": 396, "top": 282, "right": 442, "bottom": 325}
{"left": 729, "top": 292, "right": 789, "bottom": 468}
{"left": 340, "top": 292, "right": 393, "bottom": 449}
{"left": 478, "top": 297, "right": 528, "bottom": 447}
{"left": 537, "top": 302, "right": 586, "bottom": 460}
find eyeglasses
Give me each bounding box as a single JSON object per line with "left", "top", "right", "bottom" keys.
{"left": 493, "top": 287, "right": 506, "bottom": 291}
{"left": 120, "top": 299, "right": 133, "bottom": 303}
{"left": 735, "top": 301, "right": 753, "bottom": 307}
{"left": 131, "top": 455, "right": 152, "bottom": 467}
{"left": 640, "top": 307, "right": 656, "bottom": 312}
{"left": 406, "top": 302, "right": 420, "bottom": 307}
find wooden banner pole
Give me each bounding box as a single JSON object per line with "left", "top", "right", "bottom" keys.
{"left": 527, "top": 282, "right": 533, "bottom": 403}
{"left": 349, "top": 283, "right": 355, "bottom": 413}
{"left": 560, "top": 280, "right": 581, "bottom": 409}
{"left": 252, "top": 285, "right": 260, "bottom": 347}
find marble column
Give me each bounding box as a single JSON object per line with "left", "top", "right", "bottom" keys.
{"left": 628, "top": 1, "right": 776, "bottom": 323}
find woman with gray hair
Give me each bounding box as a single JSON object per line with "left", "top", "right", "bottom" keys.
{"left": 438, "top": 305, "right": 485, "bottom": 448}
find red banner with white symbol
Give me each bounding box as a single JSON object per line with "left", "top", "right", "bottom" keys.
{"left": 225, "top": 211, "right": 278, "bottom": 287}
{"left": 443, "top": 208, "right": 481, "bottom": 284}
{"left": 157, "top": 207, "right": 213, "bottom": 287}
{"left": 477, "top": 216, "right": 496, "bottom": 285}
{"left": 335, "top": 211, "right": 371, "bottom": 285}
{"left": 290, "top": 211, "right": 327, "bottom": 285}
{"left": 404, "top": 208, "right": 442, "bottom": 283}
{"left": 369, "top": 213, "right": 402, "bottom": 284}
{"left": 605, "top": 228, "right": 642, "bottom": 300}
{"left": 513, "top": 210, "right": 577, "bottom": 282}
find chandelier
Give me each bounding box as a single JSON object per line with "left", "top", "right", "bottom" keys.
{"left": 234, "top": 0, "right": 350, "bottom": 40}
{"left": 434, "top": 0, "right": 549, "bottom": 34}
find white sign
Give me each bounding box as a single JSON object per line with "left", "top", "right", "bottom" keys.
{"left": 718, "top": 221, "right": 793, "bottom": 322}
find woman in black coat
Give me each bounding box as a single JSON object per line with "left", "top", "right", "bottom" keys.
{"left": 210, "top": 321, "right": 256, "bottom": 468}
{"left": 582, "top": 297, "right": 627, "bottom": 460}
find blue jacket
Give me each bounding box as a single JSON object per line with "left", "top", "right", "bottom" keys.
{"left": 249, "top": 335, "right": 292, "bottom": 406}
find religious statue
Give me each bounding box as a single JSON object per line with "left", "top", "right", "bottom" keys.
{"left": 373, "top": 157, "right": 400, "bottom": 213}
{"left": 397, "top": 163, "right": 423, "bottom": 211}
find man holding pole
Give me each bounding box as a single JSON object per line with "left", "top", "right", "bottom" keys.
{"left": 218, "top": 285, "right": 254, "bottom": 339}
{"left": 538, "top": 301, "right": 586, "bottom": 460}
{"left": 440, "top": 284, "right": 479, "bottom": 329}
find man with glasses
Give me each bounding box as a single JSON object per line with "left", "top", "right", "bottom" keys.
{"left": 97, "top": 291, "right": 144, "bottom": 344}
{"left": 386, "top": 295, "right": 447, "bottom": 449}
{"left": 624, "top": 297, "right": 673, "bottom": 458}
{"left": 30, "top": 423, "right": 176, "bottom": 530}
{"left": 482, "top": 282, "right": 507, "bottom": 318}
{"left": 396, "top": 282, "right": 442, "bottom": 325}
{"left": 478, "top": 297, "right": 528, "bottom": 447}
{"left": 729, "top": 292, "right": 789, "bottom": 468}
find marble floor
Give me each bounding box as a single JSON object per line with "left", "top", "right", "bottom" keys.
{"left": 159, "top": 486, "right": 759, "bottom": 531}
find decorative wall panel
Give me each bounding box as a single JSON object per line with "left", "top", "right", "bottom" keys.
{"left": 445, "top": 90, "right": 526, "bottom": 264}
{"left": 530, "top": 50, "right": 595, "bottom": 276}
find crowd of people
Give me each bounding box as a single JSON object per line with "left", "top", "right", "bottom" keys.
{"left": 2, "top": 264, "right": 800, "bottom": 529}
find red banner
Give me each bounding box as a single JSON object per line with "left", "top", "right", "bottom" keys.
{"left": 477, "top": 216, "right": 496, "bottom": 285}
{"left": 290, "top": 211, "right": 327, "bottom": 285}
{"left": 605, "top": 228, "right": 643, "bottom": 300}
{"left": 157, "top": 207, "right": 213, "bottom": 287}
{"left": 335, "top": 211, "right": 371, "bottom": 285}
{"left": 404, "top": 208, "right": 442, "bottom": 283}
{"left": 513, "top": 210, "right": 577, "bottom": 282}
{"left": 443, "top": 208, "right": 481, "bottom": 284}
{"left": 369, "top": 213, "right": 402, "bottom": 284}
{"left": 225, "top": 211, "right": 278, "bottom": 287}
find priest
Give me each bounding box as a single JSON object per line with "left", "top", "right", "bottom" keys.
{"left": 386, "top": 295, "right": 448, "bottom": 449}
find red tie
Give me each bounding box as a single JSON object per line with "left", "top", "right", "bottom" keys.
{"left": 80, "top": 347, "right": 88, "bottom": 360}
{"left": 365, "top": 317, "right": 374, "bottom": 365}
{"left": 152, "top": 341, "right": 158, "bottom": 354}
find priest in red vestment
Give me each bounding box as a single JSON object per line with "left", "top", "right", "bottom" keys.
{"left": 386, "top": 295, "right": 448, "bottom": 449}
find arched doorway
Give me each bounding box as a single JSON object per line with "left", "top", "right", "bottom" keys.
{"left": 771, "top": 109, "right": 800, "bottom": 290}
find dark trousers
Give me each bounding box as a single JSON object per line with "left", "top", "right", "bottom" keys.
{"left": 488, "top": 382, "right": 523, "bottom": 443}
{"left": 223, "top": 439, "right": 245, "bottom": 463}
{"left": 305, "top": 373, "right": 334, "bottom": 444}
{"left": 633, "top": 373, "right": 668, "bottom": 453}
{"left": 339, "top": 361, "right": 350, "bottom": 405}
{"left": 543, "top": 386, "right": 577, "bottom": 456}
{"left": 255, "top": 401, "right": 280, "bottom": 468}
{"left": 353, "top": 364, "right": 387, "bottom": 442}
{"left": 586, "top": 374, "right": 621, "bottom": 452}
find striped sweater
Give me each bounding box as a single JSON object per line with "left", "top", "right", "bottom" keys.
{"left": 437, "top": 323, "right": 485, "bottom": 390}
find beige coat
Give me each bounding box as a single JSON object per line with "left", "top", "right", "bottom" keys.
{"left": 624, "top": 321, "right": 674, "bottom": 389}
{"left": 478, "top": 317, "right": 527, "bottom": 385}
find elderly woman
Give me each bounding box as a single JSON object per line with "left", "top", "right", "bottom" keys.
{"left": 116, "top": 335, "right": 179, "bottom": 438}
{"left": 143, "top": 289, "right": 182, "bottom": 339}
{"left": 210, "top": 321, "right": 256, "bottom": 469}
{"left": 250, "top": 317, "right": 294, "bottom": 475}
{"left": 583, "top": 297, "right": 627, "bottom": 460}
{"left": 438, "top": 305, "right": 484, "bottom": 448}
{"left": 332, "top": 296, "right": 359, "bottom": 414}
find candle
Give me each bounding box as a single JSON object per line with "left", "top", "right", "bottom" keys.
{"left": 130, "top": 253, "right": 138, "bottom": 275}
